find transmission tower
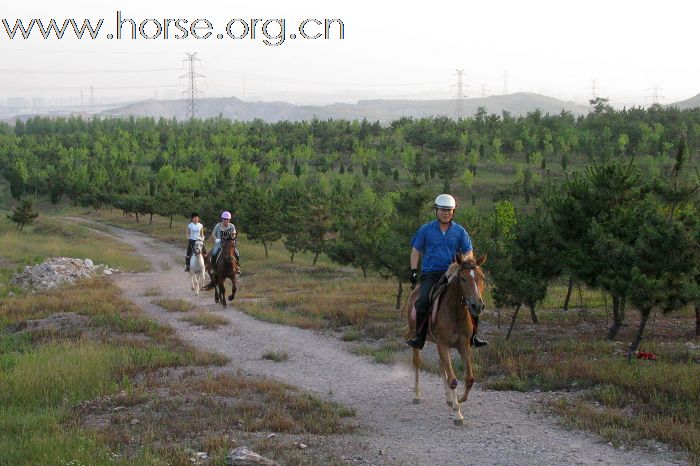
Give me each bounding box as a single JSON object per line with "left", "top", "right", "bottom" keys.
{"left": 590, "top": 79, "right": 598, "bottom": 100}
{"left": 181, "top": 53, "right": 205, "bottom": 120}
{"left": 452, "top": 69, "right": 467, "bottom": 118}
{"left": 647, "top": 85, "right": 664, "bottom": 105}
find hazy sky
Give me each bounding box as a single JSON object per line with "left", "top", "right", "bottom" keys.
{"left": 1, "top": 0, "right": 698, "bottom": 108}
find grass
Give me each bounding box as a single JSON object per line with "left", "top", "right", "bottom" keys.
{"left": 0, "top": 206, "right": 362, "bottom": 464}
{"left": 262, "top": 350, "right": 289, "bottom": 362}
{"left": 0, "top": 279, "right": 228, "bottom": 465}
{"left": 1, "top": 217, "right": 148, "bottom": 271}
{"left": 85, "top": 370, "right": 356, "bottom": 464}
{"left": 152, "top": 298, "right": 196, "bottom": 313}
{"left": 181, "top": 312, "right": 230, "bottom": 329}
{"left": 52, "top": 207, "right": 700, "bottom": 463}
{"left": 142, "top": 286, "right": 162, "bottom": 296}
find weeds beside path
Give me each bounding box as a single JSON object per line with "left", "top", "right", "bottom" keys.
{"left": 69, "top": 216, "right": 689, "bottom": 466}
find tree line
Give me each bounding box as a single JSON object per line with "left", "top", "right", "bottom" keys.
{"left": 1, "top": 104, "right": 698, "bottom": 349}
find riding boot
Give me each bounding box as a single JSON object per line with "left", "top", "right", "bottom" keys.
{"left": 406, "top": 312, "right": 429, "bottom": 350}
{"left": 470, "top": 315, "right": 488, "bottom": 347}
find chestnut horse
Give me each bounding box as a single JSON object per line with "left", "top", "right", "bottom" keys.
{"left": 205, "top": 237, "right": 238, "bottom": 307}
{"left": 407, "top": 254, "right": 487, "bottom": 425}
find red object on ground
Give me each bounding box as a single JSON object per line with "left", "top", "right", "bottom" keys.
{"left": 635, "top": 351, "right": 658, "bottom": 360}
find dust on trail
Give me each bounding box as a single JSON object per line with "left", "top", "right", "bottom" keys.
{"left": 67, "top": 217, "right": 686, "bottom": 466}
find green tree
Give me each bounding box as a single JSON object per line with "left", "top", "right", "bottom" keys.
{"left": 7, "top": 199, "right": 39, "bottom": 232}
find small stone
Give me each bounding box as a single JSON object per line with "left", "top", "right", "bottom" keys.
{"left": 84, "top": 258, "right": 94, "bottom": 267}
{"left": 130, "top": 419, "right": 139, "bottom": 425}
{"left": 113, "top": 406, "right": 126, "bottom": 412}
{"left": 298, "top": 443, "right": 307, "bottom": 450}
{"left": 103, "top": 269, "right": 113, "bottom": 275}
{"left": 196, "top": 452, "right": 208, "bottom": 459}
{"left": 226, "top": 446, "right": 277, "bottom": 465}
{"left": 266, "top": 433, "right": 276, "bottom": 439}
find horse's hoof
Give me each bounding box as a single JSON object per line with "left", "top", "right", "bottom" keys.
{"left": 446, "top": 400, "right": 453, "bottom": 407}
{"left": 412, "top": 398, "right": 421, "bottom": 405}
{"left": 453, "top": 418, "right": 464, "bottom": 426}
{"left": 450, "top": 379, "right": 458, "bottom": 389}
{"left": 228, "top": 295, "right": 234, "bottom": 301}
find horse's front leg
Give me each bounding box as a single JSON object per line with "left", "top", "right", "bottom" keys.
{"left": 458, "top": 340, "right": 475, "bottom": 404}
{"left": 219, "top": 281, "right": 226, "bottom": 307}
{"left": 437, "top": 343, "right": 463, "bottom": 425}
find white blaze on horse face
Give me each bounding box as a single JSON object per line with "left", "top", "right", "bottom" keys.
{"left": 468, "top": 270, "right": 482, "bottom": 302}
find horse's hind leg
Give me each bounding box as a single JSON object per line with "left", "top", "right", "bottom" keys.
{"left": 437, "top": 343, "right": 463, "bottom": 425}
{"left": 228, "top": 279, "right": 237, "bottom": 301}
{"left": 412, "top": 348, "right": 421, "bottom": 404}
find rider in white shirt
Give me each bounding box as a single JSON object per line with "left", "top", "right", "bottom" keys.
{"left": 185, "top": 212, "right": 204, "bottom": 272}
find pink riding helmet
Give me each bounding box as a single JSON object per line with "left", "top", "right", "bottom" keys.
{"left": 221, "top": 211, "right": 232, "bottom": 220}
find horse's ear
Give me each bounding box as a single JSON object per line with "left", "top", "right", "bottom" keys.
{"left": 476, "top": 254, "right": 487, "bottom": 266}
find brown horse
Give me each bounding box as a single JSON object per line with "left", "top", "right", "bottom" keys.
{"left": 205, "top": 237, "right": 238, "bottom": 307}
{"left": 407, "top": 253, "right": 487, "bottom": 425}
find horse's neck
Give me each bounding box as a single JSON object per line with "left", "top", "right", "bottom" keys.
{"left": 190, "top": 254, "right": 205, "bottom": 271}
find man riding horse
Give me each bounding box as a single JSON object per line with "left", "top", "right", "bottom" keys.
{"left": 209, "top": 211, "right": 241, "bottom": 276}
{"left": 406, "top": 194, "right": 488, "bottom": 350}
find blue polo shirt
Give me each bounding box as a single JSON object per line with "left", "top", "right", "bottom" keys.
{"left": 411, "top": 220, "right": 473, "bottom": 273}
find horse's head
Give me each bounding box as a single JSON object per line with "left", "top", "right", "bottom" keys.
{"left": 451, "top": 254, "right": 487, "bottom": 317}
{"left": 221, "top": 238, "right": 236, "bottom": 262}
{"left": 193, "top": 240, "right": 204, "bottom": 256}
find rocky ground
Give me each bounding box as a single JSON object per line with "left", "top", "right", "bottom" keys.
{"left": 10, "top": 256, "right": 119, "bottom": 291}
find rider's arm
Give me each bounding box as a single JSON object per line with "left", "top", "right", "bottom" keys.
{"left": 410, "top": 247, "right": 421, "bottom": 270}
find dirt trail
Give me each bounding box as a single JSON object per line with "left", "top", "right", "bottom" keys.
{"left": 69, "top": 218, "right": 686, "bottom": 466}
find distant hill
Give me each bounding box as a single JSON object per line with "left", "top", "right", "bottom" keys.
{"left": 667, "top": 93, "right": 700, "bottom": 109}
{"left": 101, "top": 93, "right": 591, "bottom": 123}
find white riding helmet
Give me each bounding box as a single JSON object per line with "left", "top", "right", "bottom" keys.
{"left": 434, "top": 194, "right": 457, "bottom": 210}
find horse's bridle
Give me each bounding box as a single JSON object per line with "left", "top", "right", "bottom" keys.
{"left": 221, "top": 238, "right": 236, "bottom": 261}
{"left": 457, "top": 263, "right": 486, "bottom": 317}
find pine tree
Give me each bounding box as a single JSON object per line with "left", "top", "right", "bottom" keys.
{"left": 7, "top": 199, "right": 39, "bottom": 232}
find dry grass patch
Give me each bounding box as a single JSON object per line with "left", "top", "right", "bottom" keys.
{"left": 152, "top": 298, "right": 195, "bottom": 313}
{"left": 80, "top": 369, "right": 357, "bottom": 464}
{"left": 142, "top": 287, "right": 162, "bottom": 297}
{"left": 181, "top": 312, "right": 230, "bottom": 330}
{"left": 262, "top": 350, "right": 289, "bottom": 362}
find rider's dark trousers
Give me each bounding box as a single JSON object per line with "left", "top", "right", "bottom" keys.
{"left": 415, "top": 271, "right": 445, "bottom": 324}
{"left": 185, "top": 239, "right": 196, "bottom": 267}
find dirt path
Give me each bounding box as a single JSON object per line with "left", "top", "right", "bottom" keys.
{"left": 70, "top": 218, "right": 686, "bottom": 466}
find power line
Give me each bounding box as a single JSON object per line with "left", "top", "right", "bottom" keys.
{"left": 181, "top": 52, "right": 204, "bottom": 120}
